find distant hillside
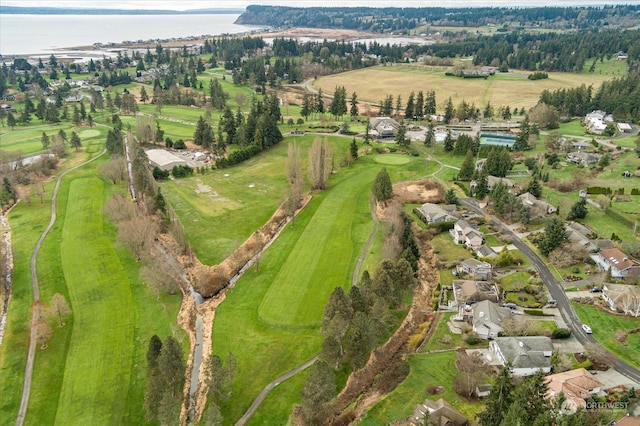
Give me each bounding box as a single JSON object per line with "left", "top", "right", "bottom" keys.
{"left": 0, "top": 6, "right": 244, "bottom": 15}
{"left": 235, "top": 5, "right": 640, "bottom": 32}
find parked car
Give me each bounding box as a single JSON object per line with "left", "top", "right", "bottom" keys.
{"left": 547, "top": 300, "right": 557, "bottom": 307}
{"left": 503, "top": 302, "right": 518, "bottom": 310}
{"left": 590, "top": 287, "right": 602, "bottom": 293}
{"left": 582, "top": 324, "right": 593, "bottom": 334}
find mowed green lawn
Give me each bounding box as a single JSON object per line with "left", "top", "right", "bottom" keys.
{"left": 573, "top": 303, "right": 640, "bottom": 369}
{"left": 360, "top": 351, "right": 483, "bottom": 425}
{"left": 0, "top": 158, "right": 182, "bottom": 425}
{"left": 212, "top": 150, "right": 424, "bottom": 424}
{"left": 258, "top": 166, "right": 378, "bottom": 327}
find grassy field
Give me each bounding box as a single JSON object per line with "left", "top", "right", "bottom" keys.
{"left": 360, "top": 351, "right": 483, "bottom": 424}
{"left": 573, "top": 303, "right": 640, "bottom": 369}
{"left": 211, "top": 149, "right": 423, "bottom": 423}
{"left": 0, "top": 156, "right": 182, "bottom": 424}
{"left": 314, "top": 65, "right": 614, "bottom": 112}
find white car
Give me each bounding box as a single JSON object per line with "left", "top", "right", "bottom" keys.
{"left": 582, "top": 324, "right": 592, "bottom": 334}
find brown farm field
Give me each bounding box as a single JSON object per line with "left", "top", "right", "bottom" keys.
{"left": 312, "top": 65, "right": 613, "bottom": 111}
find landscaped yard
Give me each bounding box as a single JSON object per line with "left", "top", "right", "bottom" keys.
{"left": 430, "top": 233, "right": 471, "bottom": 267}
{"left": 360, "top": 351, "right": 484, "bottom": 424}
{"left": 422, "top": 312, "right": 489, "bottom": 352}
{"left": 572, "top": 302, "right": 640, "bottom": 369}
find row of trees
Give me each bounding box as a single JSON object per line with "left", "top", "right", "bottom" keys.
{"left": 301, "top": 258, "right": 417, "bottom": 425}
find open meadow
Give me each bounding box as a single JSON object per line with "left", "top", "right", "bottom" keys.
{"left": 314, "top": 65, "right": 615, "bottom": 111}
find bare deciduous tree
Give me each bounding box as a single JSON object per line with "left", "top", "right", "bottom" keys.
{"left": 584, "top": 343, "right": 617, "bottom": 368}
{"left": 140, "top": 254, "right": 182, "bottom": 298}
{"left": 308, "top": 137, "right": 331, "bottom": 190}
{"left": 31, "top": 301, "right": 52, "bottom": 349}
{"left": 117, "top": 214, "right": 160, "bottom": 261}
{"left": 104, "top": 193, "right": 135, "bottom": 223}
{"left": 98, "top": 156, "right": 127, "bottom": 184}
{"left": 50, "top": 293, "right": 72, "bottom": 327}
{"left": 453, "top": 351, "right": 489, "bottom": 398}
{"left": 136, "top": 114, "right": 156, "bottom": 145}
{"left": 285, "top": 141, "right": 303, "bottom": 224}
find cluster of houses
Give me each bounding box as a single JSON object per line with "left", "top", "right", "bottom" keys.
{"left": 583, "top": 110, "right": 633, "bottom": 135}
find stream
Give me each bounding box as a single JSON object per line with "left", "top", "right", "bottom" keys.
{"left": 0, "top": 214, "right": 13, "bottom": 347}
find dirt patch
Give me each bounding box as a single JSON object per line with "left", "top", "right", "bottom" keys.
{"left": 393, "top": 179, "right": 444, "bottom": 205}
{"left": 261, "top": 27, "right": 379, "bottom": 42}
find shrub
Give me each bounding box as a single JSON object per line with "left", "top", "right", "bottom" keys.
{"left": 552, "top": 328, "right": 572, "bottom": 339}
{"left": 524, "top": 309, "right": 553, "bottom": 316}
{"left": 464, "top": 334, "right": 480, "bottom": 345}
{"left": 576, "top": 360, "right": 593, "bottom": 370}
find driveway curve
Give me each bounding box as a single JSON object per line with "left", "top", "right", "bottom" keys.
{"left": 16, "top": 149, "right": 106, "bottom": 426}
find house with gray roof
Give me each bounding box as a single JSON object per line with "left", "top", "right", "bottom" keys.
{"left": 476, "top": 244, "right": 498, "bottom": 259}
{"left": 410, "top": 398, "right": 469, "bottom": 426}
{"left": 489, "top": 336, "right": 553, "bottom": 376}
{"left": 450, "top": 219, "right": 483, "bottom": 248}
{"left": 456, "top": 258, "right": 492, "bottom": 281}
{"left": 369, "top": 116, "right": 400, "bottom": 139}
{"left": 469, "top": 300, "right": 513, "bottom": 339}
{"left": 567, "top": 151, "right": 601, "bottom": 167}
{"left": 602, "top": 284, "right": 640, "bottom": 316}
{"left": 519, "top": 192, "right": 557, "bottom": 215}
{"left": 417, "top": 203, "right": 457, "bottom": 224}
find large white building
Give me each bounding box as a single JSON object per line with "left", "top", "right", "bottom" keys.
{"left": 146, "top": 149, "right": 188, "bottom": 171}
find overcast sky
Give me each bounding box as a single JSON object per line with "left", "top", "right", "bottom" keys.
{"left": 2, "top": 0, "right": 637, "bottom": 10}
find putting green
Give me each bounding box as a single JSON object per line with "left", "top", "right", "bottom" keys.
{"left": 78, "top": 129, "right": 100, "bottom": 138}
{"left": 374, "top": 154, "right": 411, "bottom": 165}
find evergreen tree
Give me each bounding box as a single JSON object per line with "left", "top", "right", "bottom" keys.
{"left": 41, "top": 132, "right": 50, "bottom": 149}
{"left": 70, "top": 131, "right": 82, "bottom": 151}
{"left": 474, "top": 169, "right": 489, "bottom": 199}
{"left": 373, "top": 167, "right": 393, "bottom": 202}
{"left": 459, "top": 150, "right": 475, "bottom": 181}
{"left": 300, "top": 360, "right": 336, "bottom": 426}
{"left": 443, "top": 97, "right": 455, "bottom": 124}
{"left": 350, "top": 138, "right": 358, "bottom": 160}
{"left": 454, "top": 134, "right": 473, "bottom": 155}
{"left": 443, "top": 130, "right": 454, "bottom": 152}
{"left": 526, "top": 175, "right": 543, "bottom": 198}
{"left": 538, "top": 216, "right": 569, "bottom": 256}
{"left": 404, "top": 91, "right": 415, "bottom": 120}
{"left": 445, "top": 188, "right": 458, "bottom": 204}
{"left": 395, "top": 125, "right": 408, "bottom": 146}
{"left": 146, "top": 335, "right": 163, "bottom": 372}
{"left": 350, "top": 91, "right": 359, "bottom": 119}
{"left": 567, "top": 198, "right": 588, "bottom": 220}
{"left": 478, "top": 366, "right": 514, "bottom": 426}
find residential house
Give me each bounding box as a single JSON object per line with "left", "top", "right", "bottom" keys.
{"left": 489, "top": 336, "right": 553, "bottom": 376}
{"left": 476, "top": 244, "right": 498, "bottom": 259}
{"left": 519, "top": 192, "right": 557, "bottom": 215}
{"left": 450, "top": 220, "right": 484, "bottom": 248}
{"left": 591, "top": 248, "right": 640, "bottom": 279}
{"left": 487, "top": 175, "right": 519, "bottom": 192}
{"left": 567, "top": 151, "right": 601, "bottom": 167}
{"left": 456, "top": 258, "right": 492, "bottom": 281}
{"left": 616, "top": 51, "right": 629, "bottom": 61}
{"left": 618, "top": 123, "right": 633, "bottom": 133}
{"left": 584, "top": 110, "right": 613, "bottom": 135}
{"left": 566, "top": 222, "right": 598, "bottom": 253}
{"left": 468, "top": 300, "right": 513, "bottom": 339}
{"left": 546, "top": 368, "right": 604, "bottom": 413}
{"left": 410, "top": 398, "right": 469, "bottom": 426}
{"left": 417, "top": 203, "right": 457, "bottom": 224}
{"left": 453, "top": 280, "right": 499, "bottom": 307}
{"left": 0, "top": 104, "right": 15, "bottom": 113}
{"left": 369, "top": 116, "right": 400, "bottom": 139}
{"left": 571, "top": 141, "right": 591, "bottom": 150}
{"left": 601, "top": 284, "right": 640, "bottom": 316}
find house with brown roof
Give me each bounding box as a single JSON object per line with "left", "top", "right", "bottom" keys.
{"left": 453, "top": 280, "right": 499, "bottom": 307}
{"left": 546, "top": 368, "right": 604, "bottom": 413}
{"left": 409, "top": 398, "right": 469, "bottom": 426}
{"left": 615, "top": 415, "right": 640, "bottom": 426}
{"left": 591, "top": 248, "right": 640, "bottom": 279}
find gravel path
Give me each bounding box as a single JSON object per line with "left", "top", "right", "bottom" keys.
{"left": 15, "top": 149, "right": 106, "bottom": 426}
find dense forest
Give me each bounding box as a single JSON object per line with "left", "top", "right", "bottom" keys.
{"left": 236, "top": 5, "right": 640, "bottom": 32}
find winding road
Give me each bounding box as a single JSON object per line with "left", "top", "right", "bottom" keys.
{"left": 15, "top": 149, "right": 106, "bottom": 426}
{"left": 458, "top": 197, "right": 640, "bottom": 384}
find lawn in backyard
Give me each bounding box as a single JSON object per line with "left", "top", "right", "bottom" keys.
{"left": 360, "top": 351, "right": 483, "bottom": 425}
{"left": 422, "top": 312, "right": 489, "bottom": 352}
{"left": 572, "top": 302, "right": 640, "bottom": 369}
{"left": 430, "top": 233, "right": 472, "bottom": 267}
